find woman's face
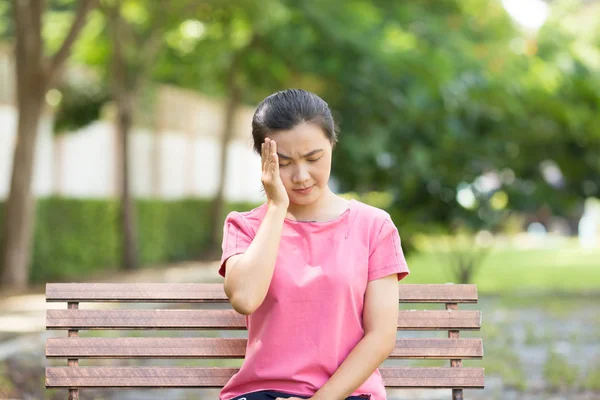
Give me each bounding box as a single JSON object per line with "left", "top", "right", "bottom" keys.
{"left": 267, "top": 122, "right": 333, "bottom": 206}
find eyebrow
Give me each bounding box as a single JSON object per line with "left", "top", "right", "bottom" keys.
{"left": 277, "top": 149, "right": 324, "bottom": 160}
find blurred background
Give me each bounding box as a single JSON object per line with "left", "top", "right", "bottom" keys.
{"left": 0, "top": 0, "right": 599, "bottom": 399}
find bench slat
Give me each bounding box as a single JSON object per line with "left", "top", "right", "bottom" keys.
{"left": 381, "top": 367, "right": 485, "bottom": 388}
{"left": 46, "top": 367, "right": 485, "bottom": 388}
{"left": 46, "top": 283, "right": 478, "bottom": 303}
{"left": 46, "top": 338, "right": 483, "bottom": 359}
{"left": 46, "top": 309, "right": 481, "bottom": 330}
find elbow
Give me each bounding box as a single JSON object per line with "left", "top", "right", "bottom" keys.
{"left": 384, "top": 333, "right": 397, "bottom": 355}
{"left": 229, "top": 293, "right": 260, "bottom": 316}
{"left": 231, "top": 300, "right": 256, "bottom": 316}
{"left": 223, "top": 274, "right": 266, "bottom": 316}
{"left": 224, "top": 279, "right": 255, "bottom": 315}
{"left": 367, "top": 331, "right": 397, "bottom": 356}
{"left": 380, "top": 328, "right": 398, "bottom": 354}
{"left": 385, "top": 336, "right": 397, "bottom": 355}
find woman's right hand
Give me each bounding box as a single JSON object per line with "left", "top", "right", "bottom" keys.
{"left": 261, "top": 138, "right": 289, "bottom": 209}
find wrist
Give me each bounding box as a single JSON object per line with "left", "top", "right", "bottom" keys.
{"left": 266, "top": 201, "right": 288, "bottom": 216}
{"left": 312, "top": 387, "right": 341, "bottom": 400}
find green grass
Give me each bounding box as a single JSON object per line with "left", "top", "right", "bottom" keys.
{"left": 544, "top": 349, "right": 580, "bottom": 391}
{"left": 584, "top": 361, "right": 600, "bottom": 391}
{"left": 404, "top": 240, "right": 600, "bottom": 295}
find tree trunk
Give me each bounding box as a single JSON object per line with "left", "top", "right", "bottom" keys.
{"left": 117, "top": 95, "right": 138, "bottom": 270}
{"left": 0, "top": 89, "right": 45, "bottom": 289}
{"left": 207, "top": 57, "right": 241, "bottom": 259}
{"left": 107, "top": 2, "right": 139, "bottom": 270}
{"left": 0, "top": 0, "right": 97, "bottom": 289}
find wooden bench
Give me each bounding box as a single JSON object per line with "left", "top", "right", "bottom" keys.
{"left": 45, "top": 283, "right": 484, "bottom": 400}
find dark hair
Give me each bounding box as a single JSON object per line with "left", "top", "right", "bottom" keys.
{"left": 251, "top": 89, "right": 338, "bottom": 154}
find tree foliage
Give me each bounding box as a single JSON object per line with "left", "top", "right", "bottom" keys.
{"left": 2, "top": 0, "right": 599, "bottom": 280}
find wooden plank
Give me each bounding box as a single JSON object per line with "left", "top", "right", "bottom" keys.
{"left": 46, "top": 338, "right": 247, "bottom": 359}
{"left": 391, "top": 339, "right": 483, "bottom": 359}
{"left": 46, "top": 283, "right": 227, "bottom": 303}
{"left": 46, "top": 367, "right": 234, "bottom": 388}
{"left": 381, "top": 367, "right": 485, "bottom": 388}
{"left": 46, "top": 367, "right": 484, "bottom": 388}
{"left": 46, "top": 310, "right": 481, "bottom": 330}
{"left": 46, "top": 338, "right": 483, "bottom": 359}
{"left": 46, "top": 283, "right": 478, "bottom": 303}
{"left": 399, "top": 285, "right": 477, "bottom": 303}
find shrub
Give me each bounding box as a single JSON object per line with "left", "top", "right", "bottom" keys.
{"left": 0, "top": 197, "right": 260, "bottom": 283}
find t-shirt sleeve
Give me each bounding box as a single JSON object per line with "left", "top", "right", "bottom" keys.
{"left": 368, "top": 215, "right": 410, "bottom": 282}
{"left": 219, "top": 212, "right": 254, "bottom": 278}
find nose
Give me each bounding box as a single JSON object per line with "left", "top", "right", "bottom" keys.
{"left": 292, "top": 164, "right": 310, "bottom": 184}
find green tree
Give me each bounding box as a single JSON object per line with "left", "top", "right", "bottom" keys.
{"left": 0, "top": 0, "right": 98, "bottom": 289}
{"left": 54, "top": 0, "right": 205, "bottom": 270}
{"left": 282, "top": 0, "right": 599, "bottom": 242}
{"left": 101, "top": 0, "right": 189, "bottom": 270}
{"left": 153, "top": 0, "right": 293, "bottom": 256}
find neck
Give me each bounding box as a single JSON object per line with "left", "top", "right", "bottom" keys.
{"left": 287, "top": 187, "right": 334, "bottom": 221}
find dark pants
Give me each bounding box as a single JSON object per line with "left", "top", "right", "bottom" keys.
{"left": 230, "top": 390, "right": 370, "bottom": 400}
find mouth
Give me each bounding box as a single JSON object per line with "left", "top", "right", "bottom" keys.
{"left": 293, "top": 186, "right": 314, "bottom": 195}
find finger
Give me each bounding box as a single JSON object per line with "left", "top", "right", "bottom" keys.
{"left": 271, "top": 141, "right": 278, "bottom": 171}
{"left": 271, "top": 139, "right": 276, "bottom": 159}
{"left": 265, "top": 138, "right": 272, "bottom": 169}
{"left": 272, "top": 152, "right": 279, "bottom": 174}
{"left": 270, "top": 140, "right": 277, "bottom": 170}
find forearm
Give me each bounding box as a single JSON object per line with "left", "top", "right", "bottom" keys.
{"left": 313, "top": 332, "right": 395, "bottom": 400}
{"left": 225, "top": 203, "right": 286, "bottom": 314}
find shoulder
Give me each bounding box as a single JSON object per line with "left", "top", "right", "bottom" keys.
{"left": 224, "top": 203, "right": 268, "bottom": 233}
{"left": 349, "top": 200, "right": 401, "bottom": 248}
{"left": 350, "top": 199, "right": 393, "bottom": 227}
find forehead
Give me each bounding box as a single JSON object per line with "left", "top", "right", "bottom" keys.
{"left": 267, "top": 122, "right": 330, "bottom": 154}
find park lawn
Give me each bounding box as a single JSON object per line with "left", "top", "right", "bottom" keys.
{"left": 404, "top": 241, "right": 600, "bottom": 295}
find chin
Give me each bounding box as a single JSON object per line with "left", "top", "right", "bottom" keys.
{"left": 290, "top": 187, "right": 319, "bottom": 204}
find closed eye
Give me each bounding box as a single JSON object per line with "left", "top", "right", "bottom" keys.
{"left": 279, "top": 157, "right": 321, "bottom": 167}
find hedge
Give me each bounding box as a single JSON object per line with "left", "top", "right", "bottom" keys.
{"left": 0, "top": 197, "right": 259, "bottom": 283}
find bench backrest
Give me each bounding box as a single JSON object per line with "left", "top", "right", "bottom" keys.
{"left": 45, "top": 283, "right": 484, "bottom": 400}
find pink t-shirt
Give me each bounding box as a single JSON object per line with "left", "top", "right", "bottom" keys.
{"left": 218, "top": 199, "right": 410, "bottom": 400}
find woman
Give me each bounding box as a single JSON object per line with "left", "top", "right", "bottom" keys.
{"left": 219, "top": 89, "right": 410, "bottom": 400}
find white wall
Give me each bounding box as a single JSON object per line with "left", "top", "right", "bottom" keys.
{"left": 192, "top": 137, "right": 220, "bottom": 198}
{"left": 54, "top": 120, "right": 116, "bottom": 197}
{"left": 224, "top": 140, "right": 263, "bottom": 202}
{"left": 157, "top": 131, "right": 189, "bottom": 199}
{"left": 0, "top": 87, "right": 265, "bottom": 203}
{"left": 129, "top": 128, "right": 155, "bottom": 198}
{"left": 190, "top": 137, "right": 263, "bottom": 202}
{"left": 33, "top": 113, "right": 54, "bottom": 196}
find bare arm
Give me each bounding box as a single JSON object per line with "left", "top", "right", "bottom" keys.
{"left": 223, "top": 204, "right": 286, "bottom": 315}
{"left": 223, "top": 138, "right": 289, "bottom": 315}
{"left": 311, "top": 275, "right": 399, "bottom": 400}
